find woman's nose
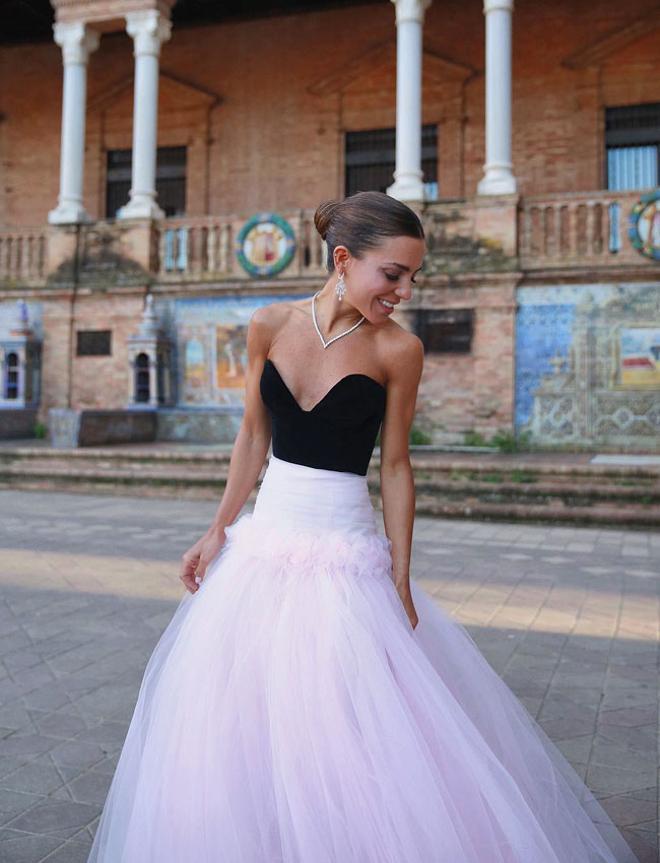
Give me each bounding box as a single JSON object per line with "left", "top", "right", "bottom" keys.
{"left": 395, "top": 282, "right": 413, "bottom": 300}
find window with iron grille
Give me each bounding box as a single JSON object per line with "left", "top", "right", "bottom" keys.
{"left": 135, "top": 353, "right": 150, "bottom": 403}
{"left": 76, "top": 330, "right": 112, "bottom": 357}
{"left": 605, "top": 103, "right": 660, "bottom": 191}
{"left": 415, "top": 309, "right": 473, "bottom": 354}
{"left": 106, "top": 146, "right": 187, "bottom": 218}
{"left": 345, "top": 126, "right": 438, "bottom": 199}
{"left": 4, "top": 352, "right": 18, "bottom": 399}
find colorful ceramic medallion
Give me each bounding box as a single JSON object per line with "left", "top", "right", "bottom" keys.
{"left": 235, "top": 213, "right": 296, "bottom": 277}
{"left": 628, "top": 188, "right": 660, "bottom": 262}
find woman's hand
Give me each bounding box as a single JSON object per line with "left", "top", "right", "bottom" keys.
{"left": 179, "top": 525, "right": 227, "bottom": 594}
{"left": 396, "top": 582, "right": 419, "bottom": 630}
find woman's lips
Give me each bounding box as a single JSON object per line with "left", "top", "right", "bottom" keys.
{"left": 378, "top": 297, "right": 396, "bottom": 313}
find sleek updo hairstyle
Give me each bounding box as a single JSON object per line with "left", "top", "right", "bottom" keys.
{"left": 313, "top": 190, "right": 425, "bottom": 273}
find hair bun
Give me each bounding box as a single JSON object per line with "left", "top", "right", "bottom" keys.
{"left": 313, "top": 199, "right": 340, "bottom": 240}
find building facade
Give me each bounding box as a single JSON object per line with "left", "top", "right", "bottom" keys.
{"left": 0, "top": 0, "right": 659, "bottom": 448}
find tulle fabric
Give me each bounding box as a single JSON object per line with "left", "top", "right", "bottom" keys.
{"left": 87, "top": 454, "right": 639, "bottom": 863}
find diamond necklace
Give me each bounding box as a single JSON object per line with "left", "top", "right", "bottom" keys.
{"left": 312, "top": 290, "right": 365, "bottom": 349}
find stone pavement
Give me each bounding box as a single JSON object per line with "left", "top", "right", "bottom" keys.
{"left": 0, "top": 488, "right": 658, "bottom": 863}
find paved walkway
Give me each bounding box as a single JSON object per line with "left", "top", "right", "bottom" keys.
{"left": 0, "top": 489, "right": 658, "bottom": 863}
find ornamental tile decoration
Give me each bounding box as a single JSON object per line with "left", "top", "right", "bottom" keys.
{"left": 628, "top": 188, "right": 660, "bottom": 262}
{"left": 235, "top": 213, "right": 296, "bottom": 278}
{"left": 515, "top": 283, "right": 660, "bottom": 449}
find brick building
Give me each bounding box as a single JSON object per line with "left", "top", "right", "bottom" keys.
{"left": 0, "top": 0, "right": 659, "bottom": 449}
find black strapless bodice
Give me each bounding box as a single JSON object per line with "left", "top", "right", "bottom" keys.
{"left": 260, "top": 358, "right": 387, "bottom": 476}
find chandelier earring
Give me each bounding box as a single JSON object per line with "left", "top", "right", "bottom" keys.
{"left": 335, "top": 270, "right": 346, "bottom": 302}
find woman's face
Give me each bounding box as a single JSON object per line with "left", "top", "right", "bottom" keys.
{"left": 336, "top": 235, "right": 426, "bottom": 325}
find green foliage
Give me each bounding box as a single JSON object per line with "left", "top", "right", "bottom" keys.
{"left": 481, "top": 472, "right": 503, "bottom": 483}
{"left": 462, "top": 429, "right": 489, "bottom": 447}
{"left": 33, "top": 421, "right": 47, "bottom": 439}
{"left": 509, "top": 469, "right": 537, "bottom": 484}
{"left": 409, "top": 425, "right": 433, "bottom": 445}
{"left": 489, "top": 429, "right": 518, "bottom": 453}
{"left": 464, "top": 427, "right": 533, "bottom": 453}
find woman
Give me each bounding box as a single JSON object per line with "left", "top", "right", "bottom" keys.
{"left": 88, "top": 191, "right": 639, "bottom": 863}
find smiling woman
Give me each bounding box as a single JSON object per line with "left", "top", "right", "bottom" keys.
{"left": 87, "top": 192, "right": 639, "bottom": 863}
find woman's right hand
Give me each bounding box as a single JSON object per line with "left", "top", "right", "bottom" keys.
{"left": 179, "top": 525, "right": 227, "bottom": 594}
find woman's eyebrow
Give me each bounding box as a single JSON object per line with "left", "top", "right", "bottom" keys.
{"left": 385, "top": 261, "right": 423, "bottom": 273}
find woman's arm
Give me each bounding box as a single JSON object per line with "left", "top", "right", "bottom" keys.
{"left": 179, "top": 306, "right": 273, "bottom": 593}
{"left": 378, "top": 334, "right": 425, "bottom": 628}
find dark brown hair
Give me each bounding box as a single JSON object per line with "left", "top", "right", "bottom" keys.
{"left": 313, "top": 190, "right": 425, "bottom": 273}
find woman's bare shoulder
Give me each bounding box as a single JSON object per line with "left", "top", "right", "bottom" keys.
{"left": 375, "top": 317, "right": 424, "bottom": 369}
{"left": 249, "top": 299, "right": 309, "bottom": 354}
{"left": 250, "top": 298, "right": 309, "bottom": 329}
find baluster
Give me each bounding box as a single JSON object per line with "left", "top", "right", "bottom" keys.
{"left": 37, "top": 235, "right": 45, "bottom": 279}
{"left": 161, "top": 229, "right": 171, "bottom": 273}
{"left": 225, "top": 222, "right": 234, "bottom": 275}
{"left": 585, "top": 201, "right": 595, "bottom": 258}
{"left": 554, "top": 205, "right": 562, "bottom": 259}
{"left": 566, "top": 203, "right": 578, "bottom": 260}
{"left": 608, "top": 200, "right": 621, "bottom": 255}
{"left": 207, "top": 224, "right": 218, "bottom": 274}
{"left": 176, "top": 227, "right": 188, "bottom": 273}
{"left": 10, "top": 237, "right": 19, "bottom": 279}
{"left": 191, "top": 226, "right": 204, "bottom": 275}
{"left": 542, "top": 205, "right": 551, "bottom": 258}
{"left": 22, "top": 236, "right": 31, "bottom": 280}
{"left": 522, "top": 204, "right": 533, "bottom": 261}
{"left": 594, "top": 203, "right": 604, "bottom": 255}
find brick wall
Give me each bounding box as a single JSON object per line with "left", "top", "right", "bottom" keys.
{"left": 39, "top": 293, "right": 147, "bottom": 416}
{"left": 1, "top": 0, "right": 658, "bottom": 442}
{"left": 1, "top": 0, "right": 658, "bottom": 226}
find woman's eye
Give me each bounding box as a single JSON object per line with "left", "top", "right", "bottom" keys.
{"left": 385, "top": 273, "right": 399, "bottom": 281}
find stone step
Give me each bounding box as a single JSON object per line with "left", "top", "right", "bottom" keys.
{"left": 1, "top": 450, "right": 658, "bottom": 528}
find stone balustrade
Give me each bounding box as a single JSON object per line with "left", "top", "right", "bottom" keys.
{"left": 157, "top": 210, "right": 327, "bottom": 282}
{"left": 0, "top": 190, "right": 657, "bottom": 291}
{"left": 518, "top": 189, "right": 649, "bottom": 270}
{"left": 0, "top": 228, "right": 47, "bottom": 285}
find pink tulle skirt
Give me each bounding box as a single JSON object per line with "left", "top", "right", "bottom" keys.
{"left": 87, "top": 454, "right": 639, "bottom": 863}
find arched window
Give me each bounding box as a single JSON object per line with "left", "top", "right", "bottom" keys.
{"left": 5, "top": 352, "right": 19, "bottom": 400}
{"left": 135, "top": 353, "right": 150, "bottom": 403}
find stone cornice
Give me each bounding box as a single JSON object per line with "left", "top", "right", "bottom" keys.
{"left": 562, "top": 5, "right": 660, "bottom": 69}
{"left": 51, "top": 0, "right": 174, "bottom": 27}
{"left": 307, "top": 38, "right": 474, "bottom": 95}
{"left": 87, "top": 69, "right": 222, "bottom": 112}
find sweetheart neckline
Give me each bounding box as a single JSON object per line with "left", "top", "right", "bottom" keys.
{"left": 263, "top": 357, "right": 386, "bottom": 414}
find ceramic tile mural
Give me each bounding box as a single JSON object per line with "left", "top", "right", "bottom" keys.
{"left": 164, "top": 294, "right": 306, "bottom": 407}
{"left": 515, "top": 283, "right": 660, "bottom": 449}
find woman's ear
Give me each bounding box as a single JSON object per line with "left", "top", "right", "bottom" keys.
{"left": 333, "top": 245, "right": 350, "bottom": 271}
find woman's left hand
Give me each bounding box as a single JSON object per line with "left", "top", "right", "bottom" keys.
{"left": 396, "top": 583, "right": 419, "bottom": 630}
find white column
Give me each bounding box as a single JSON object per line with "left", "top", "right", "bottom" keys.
{"left": 387, "top": 0, "right": 431, "bottom": 203}
{"left": 117, "top": 10, "right": 171, "bottom": 220}
{"left": 48, "top": 22, "right": 99, "bottom": 225}
{"left": 477, "top": 0, "right": 517, "bottom": 195}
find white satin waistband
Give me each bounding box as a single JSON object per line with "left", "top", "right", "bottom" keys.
{"left": 252, "top": 454, "right": 378, "bottom": 535}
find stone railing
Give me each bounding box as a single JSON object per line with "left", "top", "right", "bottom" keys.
{"left": 2, "top": 191, "right": 655, "bottom": 292}
{"left": 0, "top": 228, "right": 47, "bottom": 284}
{"left": 518, "top": 189, "right": 653, "bottom": 270}
{"left": 156, "top": 210, "right": 327, "bottom": 282}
